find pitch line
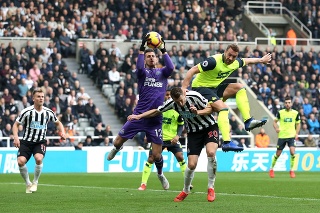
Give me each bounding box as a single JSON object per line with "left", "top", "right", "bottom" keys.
{"left": 3, "top": 182, "right": 320, "bottom": 202}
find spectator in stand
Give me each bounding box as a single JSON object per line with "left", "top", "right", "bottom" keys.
{"left": 234, "top": 124, "right": 250, "bottom": 148}
{"left": 61, "top": 107, "right": 74, "bottom": 126}
{"left": 299, "top": 123, "right": 310, "bottom": 141}
{"left": 50, "top": 96, "right": 65, "bottom": 116}
{"left": 304, "top": 134, "right": 316, "bottom": 147}
{"left": 86, "top": 50, "right": 97, "bottom": 77}
{"left": 93, "top": 123, "right": 106, "bottom": 146}
{"left": 108, "top": 43, "right": 122, "bottom": 58}
{"left": 108, "top": 66, "right": 120, "bottom": 85}
{"left": 85, "top": 98, "right": 96, "bottom": 119}
{"left": 105, "top": 125, "right": 113, "bottom": 143}
{"left": 115, "top": 87, "right": 126, "bottom": 118}
{"left": 90, "top": 108, "right": 104, "bottom": 128}
{"left": 100, "top": 137, "right": 111, "bottom": 146}
{"left": 122, "top": 98, "right": 133, "bottom": 123}
{"left": 302, "top": 97, "right": 313, "bottom": 117}
{"left": 74, "top": 98, "right": 87, "bottom": 119}
{"left": 76, "top": 87, "right": 90, "bottom": 105}
{"left": 2, "top": 88, "right": 12, "bottom": 105}
{"left": 59, "top": 30, "right": 72, "bottom": 57}
{"left": 83, "top": 135, "right": 94, "bottom": 146}
{"left": 307, "top": 113, "right": 320, "bottom": 134}
{"left": 29, "top": 64, "right": 41, "bottom": 82}
{"left": 255, "top": 128, "right": 270, "bottom": 148}
{"left": 79, "top": 43, "right": 90, "bottom": 73}
{"left": 7, "top": 77, "right": 20, "bottom": 100}
{"left": 17, "top": 96, "right": 30, "bottom": 113}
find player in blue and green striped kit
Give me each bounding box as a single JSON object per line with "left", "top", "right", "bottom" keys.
{"left": 138, "top": 89, "right": 187, "bottom": 191}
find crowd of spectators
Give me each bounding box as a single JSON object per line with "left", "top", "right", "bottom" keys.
{"left": 0, "top": 0, "right": 319, "bottom": 148}
{"left": 0, "top": 0, "right": 249, "bottom": 44}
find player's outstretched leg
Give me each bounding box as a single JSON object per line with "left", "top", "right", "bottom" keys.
{"left": 244, "top": 117, "right": 267, "bottom": 131}
{"left": 107, "top": 146, "right": 123, "bottom": 161}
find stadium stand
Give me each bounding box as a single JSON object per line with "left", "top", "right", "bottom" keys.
{"left": 0, "top": 0, "right": 318, "bottom": 148}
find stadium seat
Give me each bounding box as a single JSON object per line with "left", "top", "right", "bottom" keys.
{"left": 112, "top": 84, "right": 119, "bottom": 92}
{"left": 79, "top": 118, "right": 90, "bottom": 128}
{"left": 75, "top": 127, "right": 85, "bottom": 136}
{"left": 109, "top": 95, "right": 115, "bottom": 106}
{"left": 85, "top": 127, "right": 95, "bottom": 136}
{"left": 102, "top": 84, "right": 114, "bottom": 98}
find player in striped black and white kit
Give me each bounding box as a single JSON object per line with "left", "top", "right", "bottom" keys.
{"left": 128, "top": 87, "right": 219, "bottom": 202}
{"left": 12, "top": 88, "right": 66, "bottom": 193}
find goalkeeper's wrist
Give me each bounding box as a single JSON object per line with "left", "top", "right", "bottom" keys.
{"left": 140, "top": 45, "right": 145, "bottom": 51}
{"left": 160, "top": 48, "right": 166, "bottom": 54}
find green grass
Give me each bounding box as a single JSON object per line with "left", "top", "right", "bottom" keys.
{"left": 0, "top": 172, "right": 319, "bottom": 213}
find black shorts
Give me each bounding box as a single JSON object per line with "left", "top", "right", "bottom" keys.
{"left": 17, "top": 140, "right": 47, "bottom": 162}
{"left": 149, "top": 141, "right": 183, "bottom": 156}
{"left": 192, "top": 84, "right": 229, "bottom": 102}
{"left": 277, "top": 138, "right": 295, "bottom": 150}
{"left": 187, "top": 124, "right": 219, "bottom": 156}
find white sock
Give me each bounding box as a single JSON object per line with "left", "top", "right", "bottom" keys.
{"left": 19, "top": 165, "right": 31, "bottom": 185}
{"left": 183, "top": 167, "right": 195, "bottom": 193}
{"left": 207, "top": 157, "right": 217, "bottom": 189}
{"left": 33, "top": 163, "right": 43, "bottom": 184}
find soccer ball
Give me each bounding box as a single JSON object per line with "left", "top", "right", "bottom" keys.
{"left": 146, "top": 31, "right": 162, "bottom": 49}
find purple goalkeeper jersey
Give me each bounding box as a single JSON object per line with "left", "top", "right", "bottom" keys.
{"left": 133, "top": 53, "right": 174, "bottom": 117}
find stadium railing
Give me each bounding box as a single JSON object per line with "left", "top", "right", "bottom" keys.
{"left": 245, "top": 1, "right": 312, "bottom": 39}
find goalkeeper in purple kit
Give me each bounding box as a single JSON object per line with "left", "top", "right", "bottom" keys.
{"left": 107, "top": 34, "right": 174, "bottom": 189}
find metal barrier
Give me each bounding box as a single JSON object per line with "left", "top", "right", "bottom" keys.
{"left": 245, "top": 1, "right": 312, "bottom": 39}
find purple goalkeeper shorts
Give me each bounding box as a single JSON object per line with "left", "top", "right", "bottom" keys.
{"left": 118, "top": 117, "right": 163, "bottom": 145}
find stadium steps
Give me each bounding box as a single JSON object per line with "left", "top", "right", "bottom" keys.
{"left": 64, "top": 58, "right": 137, "bottom": 146}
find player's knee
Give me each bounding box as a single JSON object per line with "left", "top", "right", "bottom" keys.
{"left": 213, "top": 100, "right": 228, "bottom": 111}
{"left": 207, "top": 150, "right": 216, "bottom": 158}
{"left": 17, "top": 157, "right": 27, "bottom": 167}
{"left": 235, "top": 83, "right": 245, "bottom": 90}
{"left": 175, "top": 155, "right": 184, "bottom": 162}
{"left": 188, "top": 162, "right": 197, "bottom": 170}
{"left": 148, "top": 156, "right": 155, "bottom": 163}
{"left": 34, "top": 158, "right": 43, "bottom": 165}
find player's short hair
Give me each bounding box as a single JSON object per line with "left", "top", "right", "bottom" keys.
{"left": 226, "top": 44, "right": 239, "bottom": 53}
{"left": 144, "top": 48, "right": 156, "bottom": 54}
{"left": 284, "top": 96, "right": 292, "bottom": 101}
{"left": 170, "top": 87, "right": 183, "bottom": 99}
{"left": 32, "top": 88, "right": 44, "bottom": 96}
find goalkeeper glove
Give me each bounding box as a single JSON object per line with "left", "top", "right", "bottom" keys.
{"left": 140, "top": 34, "right": 149, "bottom": 51}
{"left": 158, "top": 38, "right": 166, "bottom": 54}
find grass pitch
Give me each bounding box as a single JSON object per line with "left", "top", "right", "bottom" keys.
{"left": 0, "top": 172, "right": 319, "bottom": 213}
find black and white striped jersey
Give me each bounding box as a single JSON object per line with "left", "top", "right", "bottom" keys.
{"left": 16, "top": 105, "right": 58, "bottom": 143}
{"left": 158, "top": 91, "right": 216, "bottom": 133}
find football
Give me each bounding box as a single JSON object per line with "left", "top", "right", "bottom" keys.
{"left": 146, "top": 31, "right": 162, "bottom": 49}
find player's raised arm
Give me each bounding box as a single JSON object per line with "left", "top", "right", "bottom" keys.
{"left": 158, "top": 38, "right": 174, "bottom": 77}
{"left": 181, "top": 65, "right": 200, "bottom": 91}
{"left": 127, "top": 109, "right": 161, "bottom": 121}
{"left": 243, "top": 53, "right": 272, "bottom": 65}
